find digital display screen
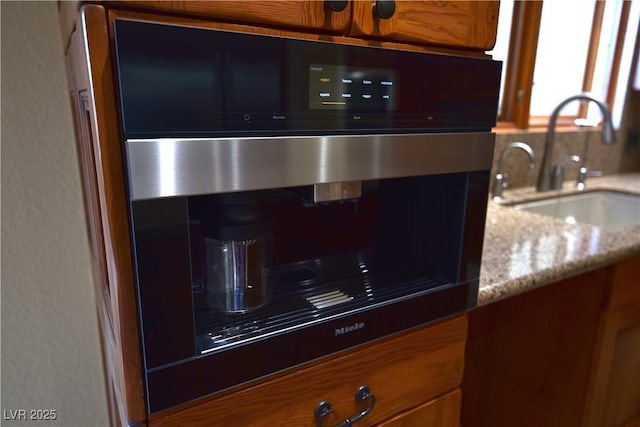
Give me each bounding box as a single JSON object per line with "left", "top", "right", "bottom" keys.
{"left": 309, "top": 64, "right": 396, "bottom": 110}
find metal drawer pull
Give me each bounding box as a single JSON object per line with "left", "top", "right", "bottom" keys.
{"left": 315, "top": 385, "right": 376, "bottom": 427}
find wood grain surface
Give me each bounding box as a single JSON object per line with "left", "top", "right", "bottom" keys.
{"left": 150, "top": 315, "right": 467, "bottom": 426}
{"left": 462, "top": 268, "right": 608, "bottom": 427}
{"left": 350, "top": 0, "right": 499, "bottom": 50}
{"left": 378, "top": 389, "right": 462, "bottom": 427}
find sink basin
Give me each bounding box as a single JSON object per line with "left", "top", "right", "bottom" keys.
{"left": 511, "top": 190, "right": 640, "bottom": 230}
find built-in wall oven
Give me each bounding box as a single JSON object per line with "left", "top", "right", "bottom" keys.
{"left": 113, "top": 19, "right": 501, "bottom": 412}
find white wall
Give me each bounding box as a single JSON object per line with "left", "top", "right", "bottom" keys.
{"left": 1, "top": 2, "right": 110, "bottom": 425}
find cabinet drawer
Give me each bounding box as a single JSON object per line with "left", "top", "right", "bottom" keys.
{"left": 150, "top": 314, "right": 467, "bottom": 426}
{"left": 378, "top": 389, "right": 461, "bottom": 427}
{"left": 106, "top": 1, "right": 352, "bottom": 34}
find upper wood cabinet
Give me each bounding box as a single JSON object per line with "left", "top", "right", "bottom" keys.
{"left": 349, "top": 0, "right": 499, "bottom": 50}
{"left": 108, "top": 1, "right": 353, "bottom": 34}
{"left": 106, "top": 0, "right": 499, "bottom": 52}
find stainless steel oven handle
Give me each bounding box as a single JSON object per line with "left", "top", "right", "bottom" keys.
{"left": 315, "top": 385, "right": 376, "bottom": 427}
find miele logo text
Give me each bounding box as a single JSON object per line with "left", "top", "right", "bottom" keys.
{"left": 335, "top": 322, "right": 365, "bottom": 336}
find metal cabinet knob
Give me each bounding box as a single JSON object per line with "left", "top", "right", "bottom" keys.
{"left": 326, "top": 0, "right": 349, "bottom": 12}
{"left": 373, "top": 0, "right": 396, "bottom": 19}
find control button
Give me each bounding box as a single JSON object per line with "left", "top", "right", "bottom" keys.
{"left": 341, "top": 93, "right": 352, "bottom": 98}
{"left": 320, "top": 92, "right": 331, "bottom": 97}
{"left": 362, "top": 79, "right": 373, "bottom": 85}
{"left": 341, "top": 78, "right": 353, "bottom": 84}
{"left": 362, "top": 94, "right": 372, "bottom": 99}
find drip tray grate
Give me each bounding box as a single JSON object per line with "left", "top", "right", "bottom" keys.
{"left": 195, "top": 275, "right": 452, "bottom": 355}
{"left": 306, "top": 290, "right": 353, "bottom": 309}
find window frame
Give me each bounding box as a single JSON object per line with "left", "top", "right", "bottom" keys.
{"left": 497, "top": 0, "right": 632, "bottom": 130}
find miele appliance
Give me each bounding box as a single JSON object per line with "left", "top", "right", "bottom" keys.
{"left": 113, "top": 19, "right": 501, "bottom": 412}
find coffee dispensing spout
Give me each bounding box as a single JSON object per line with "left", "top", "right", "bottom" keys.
{"left": 311, "top": 181, "right": 362, "bottom": 204}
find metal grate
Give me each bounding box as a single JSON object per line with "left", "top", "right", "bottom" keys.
{"left": 306, "top": 290, "right": 354, "bottom": 309}
{"left": 195, "top": 274, "right": 451, "bottom": 355}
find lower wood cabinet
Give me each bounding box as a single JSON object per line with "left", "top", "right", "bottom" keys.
{"left": 461, "top": 255, "right": 640, "bottom": 427}
{"left": 583, "top": 256, "right": 640, "bottom": 427}
{"left": 378, "top": 389, "right": 461, "bottom": 427}
{"left": 150, "top": 314, "right": 467, "bottom": 426}
{"left": 462, "top": 268, "right": 608, "bottom": 427}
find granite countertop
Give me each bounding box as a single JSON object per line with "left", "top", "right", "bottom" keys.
{"left": 478, "top": 173, "right": 640, "bottom": 306}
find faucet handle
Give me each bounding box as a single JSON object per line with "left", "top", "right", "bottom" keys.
{"left": 576, "top": 167, "right": 603, "bottom": 190}
{"left": 551, "top": 165, "right": 565, "bottom": 190}
{"left": 492, "top": 172, "right": 509, "bottom": 201}
{"left": 551, "top": 155, "right": 581, "bottom": 190}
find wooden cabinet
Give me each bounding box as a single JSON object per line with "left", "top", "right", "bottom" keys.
{"left": 461, "top": 268, "right": 609, "bottom": 427}
{"left": 104, "top": 0, "right": 498, "bottom": 52}
{"left": 350, "top": 1, "right": 499, "bottom": 50}
{"left": 461, "top": 256, "right": 640, "bottom": 427}
{"left": 583, "top": 256, "right": 640, "bottom": 427}
{"left": 378, "top": 389, "right": 461, "bottom": 427}
{"left": 149, "top": 315, "right": 467, "bottom": 426}
{"left": 109, "top": 1, "right": 352, "bottom": 34}
{"left": 60, "top": 2, "right": 498, "bottom": 425}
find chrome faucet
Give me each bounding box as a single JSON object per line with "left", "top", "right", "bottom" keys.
{"left": 550, "top": 154, "right": 581, "bottom": 190}
{"left": 536, "top": 94, "right": 615, "bottom": 192}
{"left": 576, "top": 167, "right": 603, "bottom": 191}
{"left": 492, "top": 141, "right": 535, "bottom": 201}
{"left": 574, "top": 120, "right": 605, "bottom": 190}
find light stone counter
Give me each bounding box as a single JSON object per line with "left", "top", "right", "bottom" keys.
{"left": 478, "top": 173, "right": 640, "bottom": 306}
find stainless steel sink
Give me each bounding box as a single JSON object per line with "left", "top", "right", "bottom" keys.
{"left": 511, "top": 190, "right": 640, "bottom": 230}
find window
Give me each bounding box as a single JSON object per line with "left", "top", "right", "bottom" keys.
{"left": 489, "top": 0, "right": 640, "bottom": 130}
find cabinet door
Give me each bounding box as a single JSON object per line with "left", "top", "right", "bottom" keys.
{"left": 378, "top": 389, "right": 461, "bottom": 427}
{"left": 583, "top": 256, "right": 640, "bottom": 427}
{"left": 108, "top": 1, "right": 352, "bottom": 34}
{"left": 601, "top": 310, "right": 640, "bottom": 427}
{"left": 462, "top": 268, "right": 608, "bottom": 427}
{"left": 350, "top": 0, "right": 499, "bottom": 50}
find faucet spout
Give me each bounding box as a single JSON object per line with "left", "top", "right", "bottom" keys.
{"left": 536, "top": 94, "right": 614, "bottom": 192}
{"left": 492, "top": 142, "right": 535, "bottom": 201}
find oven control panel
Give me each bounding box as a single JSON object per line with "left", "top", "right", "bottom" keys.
{"left": 115, "top": 19, "right": 501, "bottom": 136}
